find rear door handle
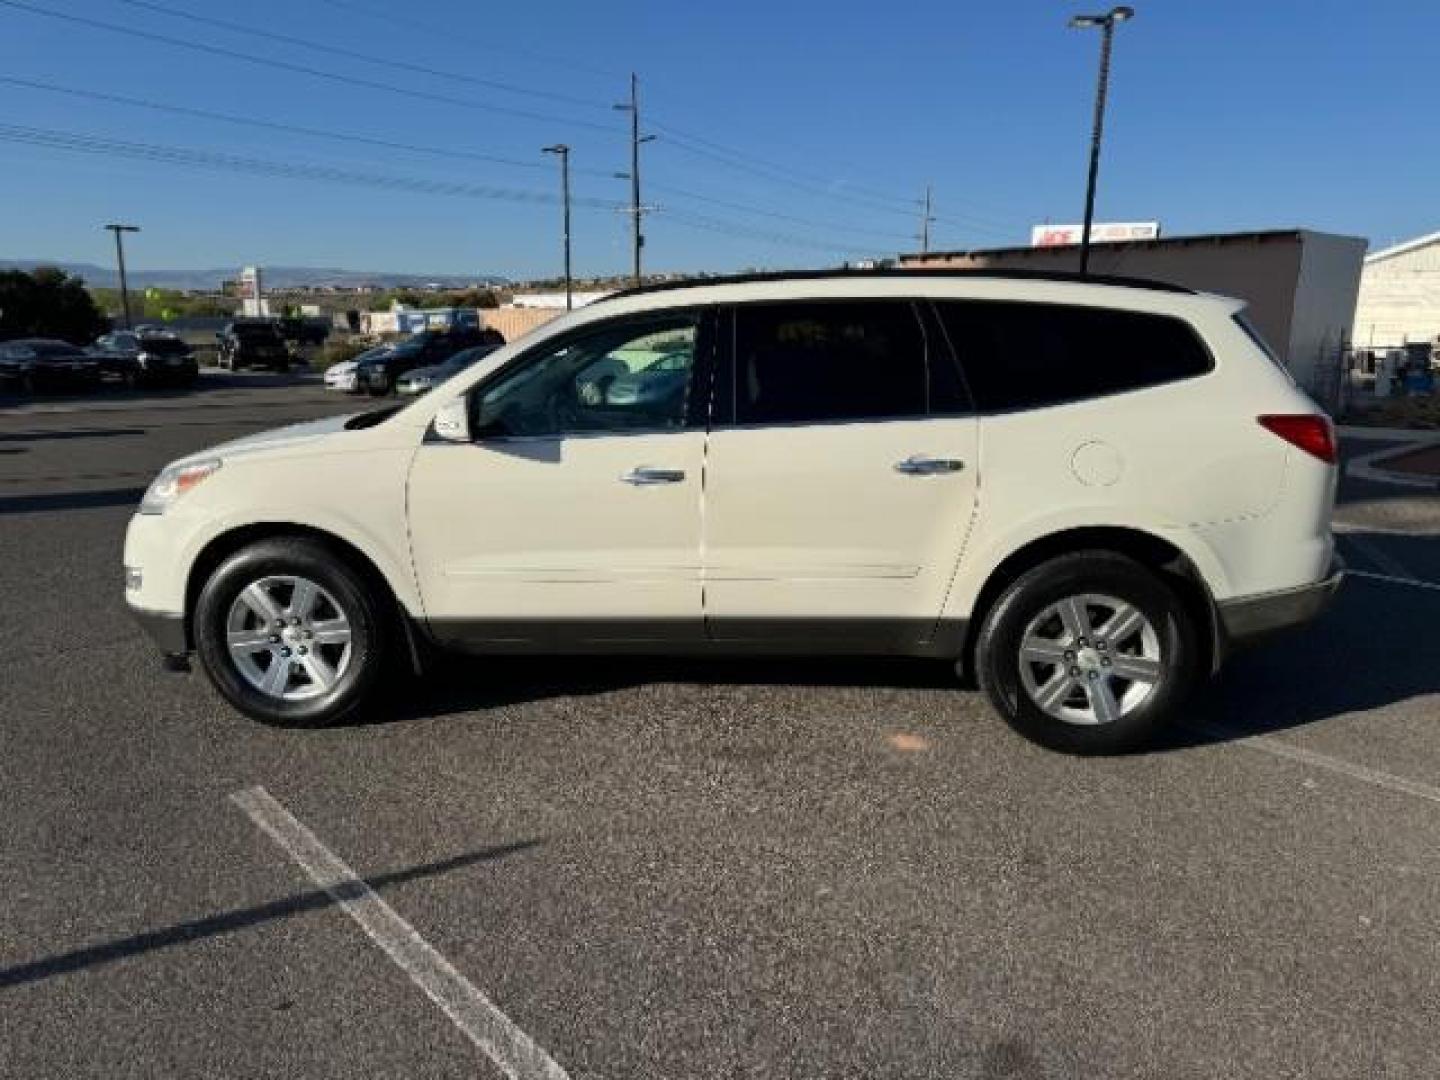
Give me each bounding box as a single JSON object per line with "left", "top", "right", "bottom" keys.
{"left": 621, "top": 466, "right": 686, "bottom": 485}
{"left": 895, "top": 455, "right": 965, "bottom": 476}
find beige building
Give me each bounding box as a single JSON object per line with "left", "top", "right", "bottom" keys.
{"left": 1351, "top": 231, "right": 1440, "bottom": 348}
{"left": 898, "top": 228, "right": 1367, "bottom": 393}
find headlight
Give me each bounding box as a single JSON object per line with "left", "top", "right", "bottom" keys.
{"left": 139, "top": 458, "right": 222, "bottom": 515}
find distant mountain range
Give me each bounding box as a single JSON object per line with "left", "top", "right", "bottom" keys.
{"left": 0, "top": 259, "right": 508, "bottom": 291}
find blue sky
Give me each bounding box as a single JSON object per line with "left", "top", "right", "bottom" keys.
{"left": 0, "top": 0, "right": 1432, "bottom": 280}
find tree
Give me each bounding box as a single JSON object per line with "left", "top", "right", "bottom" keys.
{"left": 0, "top": 267, "right": 109, "bottom": 344}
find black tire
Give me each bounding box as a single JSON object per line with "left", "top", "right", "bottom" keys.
{"left": 974, "top": 551, "right": 1200, "bottom": 755}
{"left": 367, "top": 377, "right": 391, "bottom": 397}
{"left": 194, "top": 538, "right": 392, "bottom": 727}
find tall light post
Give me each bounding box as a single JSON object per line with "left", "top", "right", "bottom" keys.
{"left": 542, "top": 144, "right": 573, "bottom": 311}
{"left": 1069, "top": 6, "right": 1134, "bottom": 276}
{"left": 104, "top": 223, "right": 141, "bottom": 328}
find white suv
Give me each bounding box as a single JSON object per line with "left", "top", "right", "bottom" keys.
{"left": 124, "top": 271, "right": 1342, "bottom": 753}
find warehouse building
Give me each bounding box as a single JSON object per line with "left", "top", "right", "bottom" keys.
{"left": 898, "top": 228, "right": 1367, "bottom": 394}
{"left": 1351, "top": 230, "right": 1440, "bottom": 348}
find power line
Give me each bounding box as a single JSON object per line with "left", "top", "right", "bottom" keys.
{"left": 108, "top": 0, "right": 609, "bottom": 111}
{"left": 313, "top": 0, "right": 625, "bottom": 81}
{"left": 0, "top": 76, "right": 618, "bottom": 179}
{"left": 0, "top": 119, "right": 890, "bottom": 260}
{"left": 648, "top": 181, "right": 916, "bottom": 243}
{"left": 0, "top": 122, "right": 626, "bottom": 208}
{"left": 661, "top": 209, "right": 883, "bottom": 257}
{"left": 0, "top": 0, "right": 621, "bottom": 134}
{"left": 652, "top": 121, "right": 1020, "bottom": 237}
{"left": 0, "top": 77, "right": 926, "bottom": 257}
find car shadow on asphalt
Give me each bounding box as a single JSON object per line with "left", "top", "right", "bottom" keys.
{"left": 0, "top": 427, "right": 146, "bottom": 442}
{"left": 385, "top": 653, "right": 960, "bottom": 725}
{"left": 0, "top": 839, "right": 541, "bottom": 990}
{"left": 1157, "top": 571, "right": 1440, "bottom": 752}
{"left": 0, "top": 486, "right": 145, "bottom": 515}
{"left": 374, "top": 561, "right": 1439, "bottom": 756}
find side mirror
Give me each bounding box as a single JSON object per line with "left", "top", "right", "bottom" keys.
{"left": 432, "top": 396, "right": 471, "bottom": 443}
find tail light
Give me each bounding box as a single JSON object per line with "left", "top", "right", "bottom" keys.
{"left": 1258, "top": 414, "right": 1336, "bottom": 464}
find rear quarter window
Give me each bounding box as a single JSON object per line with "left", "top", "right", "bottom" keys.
{"left": 933, "top": 300, "right": 1213, "bottom": 413}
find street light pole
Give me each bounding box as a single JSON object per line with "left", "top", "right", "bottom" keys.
{"left": 104, "top": 223, "right": 141, "bottom": 328}
{"left": 543, "top": 144, "right": 573, "bottom": 311}
{"left": 1069, "top": 6, "right": 1134, "bottom": 276}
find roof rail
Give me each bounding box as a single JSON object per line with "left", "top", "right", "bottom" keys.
{"left": 602, "top": 266, "right": 1195, "bottom": 301}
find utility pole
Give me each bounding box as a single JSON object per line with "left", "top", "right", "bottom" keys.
{"left": 1069, "top": 6, "right": 1134, "bottom": 275}
{"left": 104, "top": 223, "right": 140, "bottom": 329}
{"left": 919, "top": 184, "right": 934, "bottom": 254}
{"left": 542, "top": 144, "right": 573, "bottom": 311}
{"left": 614, "top": 73, "right": 655, "bottom": 287}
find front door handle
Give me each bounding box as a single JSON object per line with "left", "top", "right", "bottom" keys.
{"left": 895, "top": 455, "right": 965, "bottom": 476}
{"left": 621, "top": 466, "right": 686, "bottom": 485}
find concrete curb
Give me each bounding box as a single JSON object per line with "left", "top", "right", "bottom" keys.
{"left": 1337, "top": 424, "right": 1440, "bottom": 442}
{"left": 1346, "top": 441, "right": 1440, "bottom": 491}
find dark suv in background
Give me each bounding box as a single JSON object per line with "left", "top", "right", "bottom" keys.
{"left": 0, "top": 338, "right": 102, "bottom": 392}
{"left": 92, "top": 330, "right": 198, "bottom": 388}
{"left": 216, "top": 321, "right": 291, "bottom": 371}
{"left": 355, "top": 326, "right": 505, "bottom": 395}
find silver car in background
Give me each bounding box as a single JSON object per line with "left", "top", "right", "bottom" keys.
{"left": 395, "top": 343, "right": 501, "bottom": 396}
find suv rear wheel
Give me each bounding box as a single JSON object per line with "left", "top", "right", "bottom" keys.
{"left": 974, "top": 551, "right": 1199, "bottom": 754}
{"left": 194, "top": 538, "right": 391, "bottom": 726}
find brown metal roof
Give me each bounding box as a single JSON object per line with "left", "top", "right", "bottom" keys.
{"left": 900, "top": 228, "right": 1311, "bottom": 262}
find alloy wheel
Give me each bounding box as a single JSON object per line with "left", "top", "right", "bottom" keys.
{"left": 224, "top": 575, "right": 352, "bottom": 701}
{"left": 1016, "top": 593, "right": 1162, "bottom": 725}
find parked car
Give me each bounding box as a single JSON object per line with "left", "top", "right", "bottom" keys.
{"left": 0, "top": 338, "right": 102, "bottom": 392}
{"left": 216, "top": 321, "right": 291, "bottom": 371}
{"left": 91, "top": 330, "right": 198, "bottom": 388}
{"left": 355, "top": 327, "right": 505, "bottom": 396}
{"left": 277, "top": 316, "right": 331, "bottom": 347}
{"left": 395, "top": 343, "right": 501, "bottom": 396}
{"left": 125, "top": 269, "right": 1343, "bottom": 753}
{"left": 324, "top": 344, "right": 393, "bottom": 393}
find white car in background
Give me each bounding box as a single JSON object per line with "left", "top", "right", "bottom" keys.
{"left": 124, "top": 269, "right": 1342, "bottom": 754}
{"left": 324, "top": 345, "right": 392, "bottom": 393}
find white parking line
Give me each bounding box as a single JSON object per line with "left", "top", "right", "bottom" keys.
{"left": 1348, "top": 569, "right": 1440, "bottom": 593}
{"left": 231, "top": 786, "right": 570, "bottom": 1080}
{"left": 1190, "top": 725, "right": 1440, "bottom": 807}
{"left": 1343, "top": 531, "right": 1417, "bottom": 580}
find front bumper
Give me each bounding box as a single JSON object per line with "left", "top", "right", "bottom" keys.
{"left": 127, "top": 601, "right": 188, "bottom": 655}
{"left": 1218, "top": 557, "right": 1345, "bottom": 646}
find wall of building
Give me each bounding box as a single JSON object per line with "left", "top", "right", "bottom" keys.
{"left": 1289, "top": 232, "right": 1368, "bottom": 385}
{"left": 1352, "top": 240, "right": 1440, "bottom": 347}
{"left": 482, "top": 305, "right": 563, "bottom": 342}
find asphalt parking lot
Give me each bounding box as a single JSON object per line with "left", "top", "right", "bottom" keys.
{"left": 2, "top": 374, "right": 1439, "bottom": 1079}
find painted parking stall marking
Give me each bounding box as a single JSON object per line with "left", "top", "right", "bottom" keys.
{"left": 231, "top": 786, "right": 570, "bottom": 1080}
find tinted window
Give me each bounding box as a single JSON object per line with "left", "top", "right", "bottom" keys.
{"left": 32, "top": 342, "right": 85, "bottom": 357}
{"left": 140, "top": 337, "right": 190, "bottom": 356}
{"left": 476, "top": 314, "right": 698, "bottom": 437}
{"left": 934, "top": 301, "right": 1212, "bottom": 412}
{"left": 731, "top": 301, "right": 938, "bottom": 425}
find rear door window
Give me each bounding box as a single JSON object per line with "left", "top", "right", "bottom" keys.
{"left": 728, "top": 300, "right": 963, "bottom": 426}
{"left": 933, "top": 300, "right": 1212, "bottom": 413}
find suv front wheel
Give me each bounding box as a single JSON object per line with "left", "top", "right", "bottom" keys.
{"left": 975, "top": 551, "right": 1199, "bottom": 754}
{"left": 194, "top": 538, "right": 391, "bottom": 726}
